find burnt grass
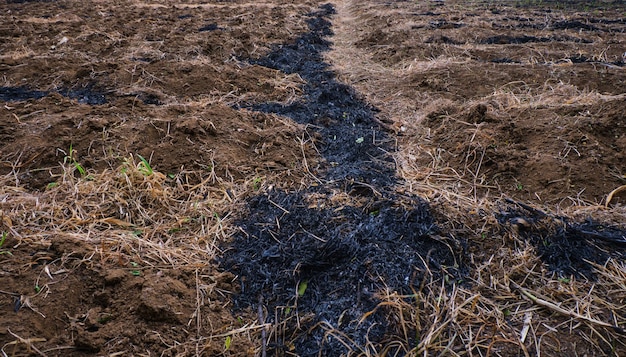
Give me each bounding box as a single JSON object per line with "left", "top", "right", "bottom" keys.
{"left": 499, "top": 200, "right": 626, "bottom": 279}
{"left": 221, "top": 4, "right": 463, "bottom": 355}
{"left": 219, "top": 3, "right": 626, "bottom": 355}
{"left": 0, "top": 85, "right": 108, "bottom": 105}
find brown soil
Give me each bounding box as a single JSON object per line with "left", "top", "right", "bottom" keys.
{"left": 1, "top": 0, "right": 625, "bottom": 356}
{"left": 1, "top": 1, "right": 318, "bottom": 355}
{"left": 1, "top": 1, "right": 317, "bottom": 190}
{"left": 329, "top": 0, "right": 626, "bottom": 206}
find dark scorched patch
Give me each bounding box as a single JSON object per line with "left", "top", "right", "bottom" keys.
{"left": 0, "top": 85, "right": 108, "bottom": 105}
{"left": 0, "top": 87, "right": 47, "bottom": 102}
{"left": 499, "top": 200, "right": 626, "bottom": 278}
{"left": 240, "top": 4, "right": 394, "bottom": 187}
{"left": 0, "top": 85, "right": 164, "bottom": 105}
{"left": 219, "top": 3, "right": 626, "bottom": 355}
{"left": 228, "top": 191, "right": 460, "bottom": 355}
{"left": 221, "top": 4, "right": 464, "bottom": 356}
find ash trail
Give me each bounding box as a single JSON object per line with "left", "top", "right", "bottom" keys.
{"left": 240, "top": 4, "right": 395, "bottom": 188}
{"left": 223, "top": 4, "right": 463, "bottom": 356}
{"left": 0, "top": 85, "right": 107, "bottom": 105}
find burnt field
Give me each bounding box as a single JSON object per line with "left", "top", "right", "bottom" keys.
{"left": 1, "top": 0, "right": 625, "bottom": 356}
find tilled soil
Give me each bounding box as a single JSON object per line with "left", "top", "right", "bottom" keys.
{"left": 330, "top": 0, "right": 626, "bottom": 205}
{"left": 1, "top": 0, "right": 625, "bottom": 356}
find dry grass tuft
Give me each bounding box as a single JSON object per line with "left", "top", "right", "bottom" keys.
{"left": 0, "top": 153, "right": 281, "bottom": 354}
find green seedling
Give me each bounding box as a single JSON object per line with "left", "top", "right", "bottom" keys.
{"left": 297, "top": 280, "right": 308, "bottom": 297}
{"left": 137, "top": 154, "right": 153, "bottom": 176}
{"left": 46, "top": 182, "right": 59, "bottom": 190}
{"left": 516, "top": 182, "right": 523, "bottom": 191}
{"left": 64, "top": 144, "right": 86, "bottom": 176}
{"left": 130, "top": 262, "right": 141, "bottom": 276}
{"left": 355, "top": 137, "right": 364, "bottom": 144}
{"left": 252, "top": 177, "right": 263, "bottom": 191}
{"left": 0, "top": 232, "right": 12, "bottom": 255}
{"left": 224, "top": 335, "right": 232, "bottom": 350}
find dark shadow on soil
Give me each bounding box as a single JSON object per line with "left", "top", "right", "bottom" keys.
{"left": 553, "top": 20, "right": 598, "bottom": 31}
{"left": 221, "top": 4, "right": 464, "bottom": 356}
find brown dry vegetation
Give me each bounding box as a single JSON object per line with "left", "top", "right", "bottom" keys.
{"left": 1, "top": 0, "right": 625, "bottom": 356}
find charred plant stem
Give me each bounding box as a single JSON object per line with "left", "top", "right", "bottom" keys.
{"left": 258, "top": 296, "right": 267, "bottom": 357}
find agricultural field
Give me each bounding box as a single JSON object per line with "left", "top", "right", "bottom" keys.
{"left": 1, "top": 0, "right": 625, "bottom": 356}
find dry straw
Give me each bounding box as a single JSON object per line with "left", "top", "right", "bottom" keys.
{"left": 2, "top": 0, "right": 625, "bottom": 355}
{"left": 316, "top": 0, "right": 626, "bottom": 355}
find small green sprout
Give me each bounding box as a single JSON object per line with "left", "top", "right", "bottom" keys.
{"left": 0, "top": 232, "right": 12, "bottom": 255}
{"left": 64, "top": 144, "right": 86, "bottom": 176}
{"left": 355, "top": 137, "right": 364, "bottom": 144}
{"left": 252, "top": 177, "right": 263, "bottom": 191}
{"left": 137, "top": 154, "right": 153, "bottom": 176}
{"left": 130, "top": 262, "right": 141, "bottom": 276}
{"left": 297, "top": 280, "right": 308, "bottom": 297}
{"left": 224, "top": 335, "right": 232, "bottom": 350}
